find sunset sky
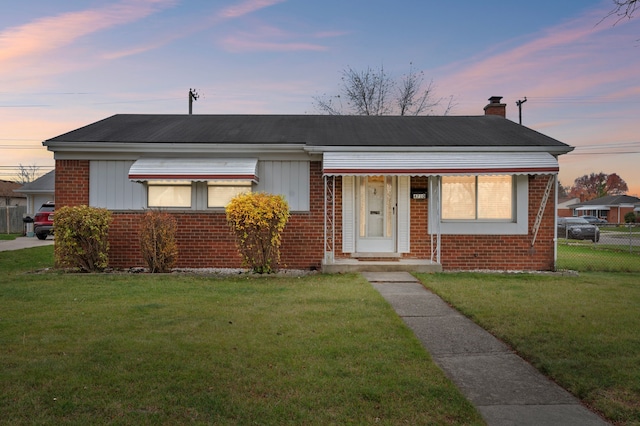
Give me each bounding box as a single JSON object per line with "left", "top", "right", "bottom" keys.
{"left": 1, "top": 0, "right": 639, "bottom": 196}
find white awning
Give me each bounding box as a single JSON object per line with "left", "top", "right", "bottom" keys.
{"left": 575, "top": 206, "right": 610, "bottom": 211}
{"left": 129, "top": 158, "right": 258, "bottom": 182}
{"left": 322, "top": 152, "right": 559, "bottom": 176}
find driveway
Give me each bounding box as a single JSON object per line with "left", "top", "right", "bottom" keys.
{"left": 0, "top": 236, "right": 55, "bottom": 252}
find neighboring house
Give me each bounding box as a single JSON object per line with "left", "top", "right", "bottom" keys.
{"left": 44, "top": 97, "right": 573, "bottom": 272}
{"left": 14, "top": 170, "right": 55, "bottom": 213}
{"left": 14, "top": 170, "right": 55, "bottom": 236}
{"left": 568, "top": 194, "right": 640, "bottom": 223}
{"left": 0, "top": 180, "right": 26, "bottom": 207}
{"left": 557, "top": 197, "right": 580, "bottom": 218}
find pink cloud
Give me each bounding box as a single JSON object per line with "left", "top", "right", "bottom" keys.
{"left": 219, "top": 25, "right": 328, "bottom": 52}
{"left": 0, "top": 0, "right": 176, "bottom": 64}
{"left": 218, "top": 0, "right": 286, "bottom": 19}
{"left": 434, "top": 6, "right": 638, "bottom": 111}
{"left": 221, "top": 35, "right": 328, "bottom": 52}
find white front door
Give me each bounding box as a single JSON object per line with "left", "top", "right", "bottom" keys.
{"left": 356, "top": 176, "right": 396, "bottom": 252}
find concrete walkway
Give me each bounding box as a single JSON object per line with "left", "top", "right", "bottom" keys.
{"left": 363, "top": 272, "right": 609, "bottom": 426}
{"left": 0, "top": 236, "right": 54, "bottom": 252}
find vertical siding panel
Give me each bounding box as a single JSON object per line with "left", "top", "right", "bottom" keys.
{"left": 256, "top": 161, "right": 309, "bottom": 212}
{"left": 89, "top": 160, "right": 144, "bottom": 210}
{"left": 397, "top": 176, "right": 410, "bottom": 253}
{"left": 342, "top": 176, "right": 355, "bottom": 253}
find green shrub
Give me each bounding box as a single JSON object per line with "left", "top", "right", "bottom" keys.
{"left": 54, "top": 205, "right": 112, "bottom": 272}
{"left": 624, "top": 211, "right": 638, "bottom": 223}
{"left": 139, "top": 210, "right": 178, "bottom": 273}
{"left": 226, "top": 192, "right": 290, "bottom": 274}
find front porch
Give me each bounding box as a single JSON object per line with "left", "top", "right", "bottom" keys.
{"left": 322, "top": 257, "right": 442, "bottom": 273}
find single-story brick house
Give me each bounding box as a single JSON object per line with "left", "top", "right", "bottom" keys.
{"left": 44, "top": 97, "right": 573, "bottom": 272}
{"left": 568, "top": 194, "right": 640, "bottom": 223}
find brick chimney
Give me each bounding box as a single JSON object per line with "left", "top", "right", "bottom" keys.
{"left": 484, "top": 96, "right": 506, "bottom": 118}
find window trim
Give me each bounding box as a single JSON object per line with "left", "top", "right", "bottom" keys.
{"left": 441, "top": 175, "right": 515, "bottom": 222}
{"left": 147, "top": 182, "right": 193, "bottom": 208}
{"left": 431, "top": 175, "right": 529, "bottom": 235}
{"left": 207, "top": 181, "right": 253, "bottom": 208}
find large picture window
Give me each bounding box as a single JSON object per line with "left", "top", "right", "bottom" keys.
{"left": 148, "top": 183, "right": 192, "bottom": 208}
{"left": 442, "top": 175, "right": 513, "bottom": 220}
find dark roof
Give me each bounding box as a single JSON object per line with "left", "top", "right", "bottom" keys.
{"left": 568, "top": 194, "right": 640, "bottom": 207}
{"left": 45, "top": 114, "right": 571, "bottom": 149}
{"left": 0, "top": 180, "right": 25, "bottom": 198}
{"left": 15, "top": 170, "right": 55, "bottom": 193}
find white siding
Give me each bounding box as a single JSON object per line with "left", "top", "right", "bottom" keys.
{"left": 256, "top": 161, "right": 310, "bottom": 211}
{"left": 90, "top": 161, "right": 146, "bottom": 210}
{"left": 397, "top": 176, "right": 410, "bottom": 253}
{"left": 342, "top": 176, "right": 355, "bottom": 253}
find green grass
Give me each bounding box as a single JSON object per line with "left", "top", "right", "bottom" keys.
{"left": 557, "top": 242, "right": 640, "bottom": 272}
{"left": 0, "top": 233, "right": 20, "bottom": 241}
{"left": 415, "top": 272, "right": 640, "bottom": 425}
{"left": 0, "top": 247, "right": 483, "bottom": 425}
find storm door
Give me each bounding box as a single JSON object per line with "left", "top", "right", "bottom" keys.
{"left": 356, "top": 176, "right": 396, "bottom": 252}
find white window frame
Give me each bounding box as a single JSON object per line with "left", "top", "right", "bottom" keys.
{"left": 441, "top": 175, "right": 515, "bottom": 221}
{"left": 207, "top": 181, "right": 253, "bottom": 208}
{"left": 147, "top": 182, "right": 193, "bottom": 208}
{"left": 431, "top": 175, "right": 529, "bottom": 235}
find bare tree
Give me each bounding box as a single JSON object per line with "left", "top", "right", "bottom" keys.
{"left": 397, "top": 64, "right": 455, "bottom": 116}
{"left": 314, "top": 64, "right": 454, "bottom": 116}
{"left": 15, "top": 164, "right": 41, "bottom": 184}
{"left": 606, "top": 0, "right": 638, "bottom": 22}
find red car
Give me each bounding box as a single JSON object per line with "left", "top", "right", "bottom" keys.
{"left": 34, "top": 202, "right": 54, "bottom": 240}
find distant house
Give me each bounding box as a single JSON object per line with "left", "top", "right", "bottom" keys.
{"left": 44, "top": 97, "right": 574, "bottom": 272}
{"left": 568, "top": 194, "right": 640, "bottom": 223}
{"left": 0, "top": 180, "right": 26, "bottom": 207}
{"left": 14, "top": 170, "right": 55, "bottom": 214}
{"left": 557, "top": 197, "right": 580, "bottom": 218}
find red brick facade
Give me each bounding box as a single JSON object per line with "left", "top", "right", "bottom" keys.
{"left": 55, "top": 160, "right": 556, "bottom": 271}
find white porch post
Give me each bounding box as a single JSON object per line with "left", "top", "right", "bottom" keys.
{"left": 429, "top": 177, "right": 441, "bottom": 264}
{"left": 324, "top": 175, "right": 335, "bottom": 263}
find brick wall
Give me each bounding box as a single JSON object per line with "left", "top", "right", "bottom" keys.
{"left": 55, "top": 159, "right": 325, "bottom": 270}
{"left": 55, "top": 159, "right": 556, "bottom": 271}
{"left": 331, "top": 175, "right": 555, "bottom": 270}
{"left": 55, "top": 160, "right": 90, "bottom": 207}
{"left": 437, "top": 175, "right": 555, "bottom": 270}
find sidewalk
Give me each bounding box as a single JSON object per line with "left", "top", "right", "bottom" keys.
{"left": 363, "top": 272, "right": 609, "bottom": 426}
{"left": 0, "top": 236, "right": 54, "bottom": 252}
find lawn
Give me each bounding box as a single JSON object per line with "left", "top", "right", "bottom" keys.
{"left": 557, "top": 241, "right": 640, "bottom": 271}
{"left": 415, "top": 271, "right": 640, "bottom": 425}
{"left": 0, "top": 246, "right": 482, "bottom": 425}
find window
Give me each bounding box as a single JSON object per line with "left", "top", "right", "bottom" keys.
{"left": 207, "top": 181, "right": 252, "bottom": 208}
{"left": 148, "top": 183, "right": 192, "bottom": 208}
{"left": 442, "top": 175, "right": 513, "bottom": 221}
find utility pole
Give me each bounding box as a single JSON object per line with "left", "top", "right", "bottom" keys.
{"left": 189, "top": 88, "right": 199, "bottom": 115}
{"left": 516, "top": 97, "right": 527, "bottom": 125}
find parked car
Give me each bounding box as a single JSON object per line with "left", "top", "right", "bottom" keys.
{"left": 33, "top": 202, "right": 54, "bottom": 240}
{"left": 580, "top": 215, "right": 608, "bottom": 224}
{"left": 557, "top": 217, "right": 600, "bottom": 242}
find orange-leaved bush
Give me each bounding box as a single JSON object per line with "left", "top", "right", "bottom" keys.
{"left": 226, "top": 192, "right": 290, "bottom": 274}
{"left": 139, "top": 210, "right": 179, "bottom": 273}
{"left": 54, "top": 205, "right": 112, "bottom": 272}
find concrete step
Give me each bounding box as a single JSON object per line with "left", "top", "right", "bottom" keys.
{"left": 322, "top": 258, "right": 441, "bottom": 273}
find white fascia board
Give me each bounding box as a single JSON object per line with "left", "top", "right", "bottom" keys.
{"left": 44, "top": 141, "right": 307, "bottom": 154}
{"left": 305, "top": 145, "right": 574, "bottom": 155}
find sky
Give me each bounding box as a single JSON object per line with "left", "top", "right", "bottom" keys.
{"left": 1, "top": 0, "right": 639, "bottom": 196}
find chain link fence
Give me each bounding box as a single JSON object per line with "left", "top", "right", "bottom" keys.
{"left": 557, "top": 223, "right": 640, "bottom": 272}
